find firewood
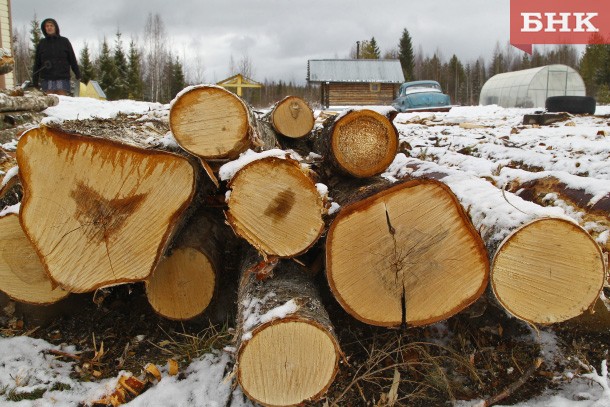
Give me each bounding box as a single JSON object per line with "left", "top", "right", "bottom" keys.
{"left": 236, "top": 249, "right": 341, "bottom": 407}
{"left": 265, "top": 96, "right": 314, "bottom": 139}
{"left": 0, "top": 91, "right": 59, "bottom": 113}
{"left": 0, "top": 214, "right": 69, "bottom": 304}
{"left": 224, "top": 155, "right": 325, "bottom": 258}
{"left": 146, "top": 209, "right": 230, "bottom": 320}
{"left": 313, "top": 109, "right": 399, "bottom": 179}
{"left": 326, "top": 178, "right": 489, "bottom": 327}
{"left": 386, "top": 156, "right": 606, "bottom": 324}
{"left": 16, "top": 126, "right": 197, "bottom": 293}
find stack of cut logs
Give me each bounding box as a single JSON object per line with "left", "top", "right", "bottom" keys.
{"left": 0, "top": 85, "right": 607, "bottom": 406}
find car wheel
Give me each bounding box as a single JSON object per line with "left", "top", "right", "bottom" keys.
{"left": 545, "top": 96, "right": 596, "bottom": 115}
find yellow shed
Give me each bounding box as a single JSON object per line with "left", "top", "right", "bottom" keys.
{"left": 79, "top": 80, "right": 107, "bottom": 100}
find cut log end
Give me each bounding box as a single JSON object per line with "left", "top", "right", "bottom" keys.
{"left": 491, "top": 218, "right": 605, "bottom": 324}
{"left": 17, "top": 126, "right": 196, "bottom": 293}
{"left": 327, "top": 180, "right": 489, "bottom": 327}
{"left": 146, "top": 247, "right": 216, "bottom": 320}
{"left": 0, "top": 214, "right": 69, "bottom": 304}
{"left": 226, "top": 157, "right": 325, "bottom": 258}
{"left": 331, "top": 109, "right": 398, "bottom": 178}
{"left": 238, "top": 320, "right": 339, "bottom": 407}
{"left": 271, "top": 96, "right": 314, "bottom": 138}
{"left": 169, "top": 86, "right": 250, "bottom": 159}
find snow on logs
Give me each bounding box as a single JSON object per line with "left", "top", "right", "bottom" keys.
{"left": 384, "top": 156, "right": 606, "bottom": 324}
{"left": 221, "top": 153, "right": 326, "bottom": 258}
{"left": 16, "top": 126, "right": 197, "bottom": 293}
{"left": 314, "top": 109, "right": 399, "bottom": 178}
{"left": 236, "top": 250, "right": 340, "bottom": 406}
{"left": 326, "top": 178, "right": 489, "bottom": 327}
{"left": 0, "top": 214, "right": 69, "bottom": 304}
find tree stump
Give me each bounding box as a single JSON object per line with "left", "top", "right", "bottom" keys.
{"left": 16, "top": 126, "right": 197, "bottom": 293}
{"left": 236, "top": 250, "right": 341, "bottom": 406}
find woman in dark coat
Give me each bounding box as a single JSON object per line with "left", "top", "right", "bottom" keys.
{"left": 32, "top": 18, "right": 81, "bottom": 96}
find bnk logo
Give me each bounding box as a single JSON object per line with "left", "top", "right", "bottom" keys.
{"left": 510, "top": 0, "right": 610, "bottom": 53}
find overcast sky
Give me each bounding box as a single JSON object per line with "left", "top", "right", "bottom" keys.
{"left": 12, "top": 0, "right": 514, "bottom": 84}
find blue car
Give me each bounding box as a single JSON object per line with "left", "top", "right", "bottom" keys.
{"left": 392, "top": 80, "right": 452, "bottom": 112}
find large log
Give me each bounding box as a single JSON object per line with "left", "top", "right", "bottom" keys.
{"left": 326, "top": 178, "right": 489, "bottom": 327}
{"left": 384, "top": 155, "right": 606, "bottom": 324}
{"left": 0, "top": 214, "right": 69, "bottom": 304}
{"left": 313, "top": 108, "right": 399, "bottom": 179}
{"left": 0, "top": 91, "right": 59, "bottom": 113}
{"left": 223, "top": 154, "right": 326, "bottom": 258}
{"left": 264, "top": 96, "right": 315, "bottom": 139}
{"left": 235, "top": 250, "right": 341, "bottom": 406}
{"left": 16, "top": 126, "right": 197, "bottom": 293}
{"left": 146, "top": 208, "right": 231, "bottom": 321}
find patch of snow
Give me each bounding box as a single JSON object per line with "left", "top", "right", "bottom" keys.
{"left": 0, "top": 202, "right": 20, "bottom": 217}
{"left": 1, "top": 166, "right": 18, "bottom": 188}
{"left": 218, "top": 148, "right": 303, "bottom": 181}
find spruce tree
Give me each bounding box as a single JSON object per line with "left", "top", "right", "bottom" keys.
{"left": 97, "top": 38, "right": 118, "bottom": 99}
{"left": 29, "top": 16, "right": 41, "bottom": 72}
{"left": 127, "top": 40, "right": 144, "bottom": 100}
{"left": 398, "top": 28, "right": 414, "bottom": 81}
{"left": 170, "top": 56, "right": 186, "bottom": 100}
{"left": 79, "top": 43, "right": 96, "bottom": 84}
{"left": 113, "top": 32, "right": 129, "bottom": 100}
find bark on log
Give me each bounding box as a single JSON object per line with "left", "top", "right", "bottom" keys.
{"left": 16, "top": 126, "right": 197, "bottom": 293}
{"left": 264, "top": 96, "right": 315, "bottom": 139}
{"left": 313, "top": 109, "right": 399, "bottom": 179}
{"left": 326, "top": 178, "right": 489, "bottom": 327}
{"left": 0, "top": 214, "right": 69, "bottom": 304}
{"left": 236, "top": 249, "right": 341, "bottom": 406}
{"left": 385, "top": 156, "right": 606, "bottom": 324}
{"left": 225, "top": 155, "right": 325, "bottom": 258}
{"left": 0, "top": 92, "right": 59, "bottom": 113}
{"left": 146, "top": 208, "right": 231, "bottom": 321}
{"left": 169, "top": 85, "right": 279, "bottom": 160}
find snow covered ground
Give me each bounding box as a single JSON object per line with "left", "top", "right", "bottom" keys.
{"left": 1, "top": 96, "right": 610, "bottom": 406}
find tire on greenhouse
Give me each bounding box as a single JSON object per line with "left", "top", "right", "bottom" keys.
{"left": 545, "top": 96, "right": 596, "bottom": 115}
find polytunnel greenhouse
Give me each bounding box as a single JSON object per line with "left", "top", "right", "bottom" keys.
{"left": 479, "top": 64, "right": 586, "bottom": 108}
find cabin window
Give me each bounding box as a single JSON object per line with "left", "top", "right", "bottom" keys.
{"left": 370, "top": 83, "right": 381, "bottom": 92}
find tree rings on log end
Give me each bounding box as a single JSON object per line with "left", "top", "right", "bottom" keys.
{"left": 170, "top": 85, "right": 250, "bottom": 159}
{"left": 0, "top": 214, "right": 69, "bottom": 304}
{"left": 326, "top": 179, "right": 489, "bottom": 327}
{"left": 491, "top": 218, "right": 605, "bottom": 325}
{"left": 237, "top": 320, "right": 340, "bottom": 407}
{"left": 16, "top": 127, "right": 196, "bottom": 293}
{"left": 226, "top": 157, "right": 325, "bottom": 258}
{"left": 271, "top": 96, "right": 314, "bottom": 139}
{"left": 331, "top": 109, "right": 398, "bottom": 178}
{"left": 146, "top": 247, "right": 215, "bottom": 320}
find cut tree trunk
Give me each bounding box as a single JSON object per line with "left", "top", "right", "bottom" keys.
{"left": 225, "top": 155, "right": 325, "bottom": 258}
{"left": 326, "top": 178, "right": 489, "bottom": 327}
{"left": 16, "top": 126, "right": 197, "bottom": 293}
{"left": 169, "top": 85, "right": 278, "bottom": 160}
{"left": 313, "top": 109, "right": 399, "bottom": 179}
{"left": 236, "top": 249, "right": 341, "bottom": 407}
{"left": 146, "top": 209, "right": 231, "bottom": 321}
{"left": 387, "top": 156, "right": 606, "bottom": 324}
{"left": 0, "top": 214, "right": 69, "bottom": 304}
{"left": 264, "top": 96, "right": 315, "bottom": 139}
{"left": 0, "top": 91, "right": 59, "bottom": 113}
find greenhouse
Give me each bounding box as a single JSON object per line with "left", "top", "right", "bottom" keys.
{"left": 479, "top": 64, "right": 586, "bottom": 108}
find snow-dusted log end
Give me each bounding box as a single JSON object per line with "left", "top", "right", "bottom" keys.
{"left": 0, "top": 214, "right": 69, "bottom": 304}
{"left": 269, "top": 95, "right": 315, "bottom": 139}
{"left": 169, "top": 85, "right": 253, "bottom": 160}
{"left": 16, "top": 126, "right": 196, "bottom": 293}
{"left": 383, "top": 155, "right": 606, "bottom": 325}
{"left": 326, "top": 178, "right": 489, "bottom": 327}
{"left": 236, "top": 253, "right": 340, "bottom": 407}
{"left": 225, "top": 156, "right": 325, "bottom": 258}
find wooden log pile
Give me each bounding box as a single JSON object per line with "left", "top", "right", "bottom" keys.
{"left": 1, "top": 85, "right": 607, "bottom": 406}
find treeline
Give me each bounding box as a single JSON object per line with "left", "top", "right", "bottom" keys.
{"left": 11, "top": 17, "right": 610, "bottom": 107}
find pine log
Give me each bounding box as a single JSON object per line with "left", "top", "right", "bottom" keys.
{"left": 385, "top": 156, "right": 606, "bottom": 324}
{"left": 169, "top": 85, "right": 279, "bottom": 160}
{"left": 16, "top": 126, "right": 197, "bottom": 293}
{"left": 146, "top": 209, "right": 231, "bottom": 321}
{"left": 236, "top": 250, "right": 341, "bottom": 406}
{"left": 0, "top": 214, "right": 69, "bottom": 304}
{"left": 326, "top": 178, "right": 489, "bottom": 327}
{"left": 0, "top": 92, "right": 59, "bottom": 113}
{"left": 265, "top": 96, "right": 314, "bottom": 139}
{"left": 313, "top": 109, "right": 399, "bottom": 179}
{"left": 225, "top": 155, "right": 325, "bottom": 258}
